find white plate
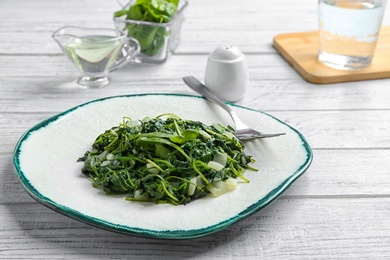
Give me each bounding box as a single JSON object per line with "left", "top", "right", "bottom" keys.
{"left": 14, "top": 94, "right": 312, "bottom": 239}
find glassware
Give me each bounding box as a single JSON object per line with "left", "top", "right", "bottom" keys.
{"left": 52, "top": 26, "right": 140, "bottom": 88}
{"left": 318, "top": 0, "right": 386, "bottom": 70}
{"left": 113, "top": 0, "right": 188, "bottom": 64}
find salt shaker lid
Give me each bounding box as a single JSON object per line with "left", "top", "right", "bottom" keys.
{"left": 209, "top": 45, "right": 244, "bottom": 62}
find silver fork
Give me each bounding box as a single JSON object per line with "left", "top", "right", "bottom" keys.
{"left": 183, "top": 76, "right": 286, "bottom": 140}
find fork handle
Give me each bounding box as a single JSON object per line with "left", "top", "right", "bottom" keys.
{"left": 183, "top": 76, "right": 233, "bottom": 114}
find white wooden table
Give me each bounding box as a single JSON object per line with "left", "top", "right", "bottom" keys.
{"left": 1, "top": 0, "right": 390, "bottom": 258}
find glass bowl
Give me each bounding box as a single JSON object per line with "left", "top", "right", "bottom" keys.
{"left": 113, "top": 0, "right": 188, "bottom": 64}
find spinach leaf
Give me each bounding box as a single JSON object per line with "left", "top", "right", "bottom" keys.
{"left": 78, "top": 114, "right": 257, "bottom": 205}
{"left": 114, "top": 0, "right": 179, "bottom": 56}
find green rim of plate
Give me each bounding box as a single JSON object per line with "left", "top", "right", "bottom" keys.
{"left": 13, "top": 93, "right": 313, "bottom": 240}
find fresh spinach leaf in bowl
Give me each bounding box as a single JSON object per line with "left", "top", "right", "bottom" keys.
{"left": 114, "top": 0, "right": 180, "bottom": 56}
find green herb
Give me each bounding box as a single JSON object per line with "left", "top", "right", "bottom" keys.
{"left": 114, "top": 0, "right": 180, "bottom": 56}
{"left": 78, "top": 114, "right": 257, "bottom": 206}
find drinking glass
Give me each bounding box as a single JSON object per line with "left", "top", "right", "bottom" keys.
{"left": 318, "top": 0, "right": 386, "bottom": 70}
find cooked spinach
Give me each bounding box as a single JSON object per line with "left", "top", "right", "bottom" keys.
{"left": 78, "top": 114, "right": 257, "bottom": 205}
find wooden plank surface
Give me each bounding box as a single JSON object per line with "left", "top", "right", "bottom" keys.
{"left": 1, "top": 199, "right": 390, "bottom": 259}
{"left": 1, "top": 0, "right": 390, "bottom": 259}
{"left": 2, "top": 56, "right": 390, "bottom": 112}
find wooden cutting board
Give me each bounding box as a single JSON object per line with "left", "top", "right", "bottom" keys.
{"left": 273, "top": 26, "right": 390, "bottom": 84}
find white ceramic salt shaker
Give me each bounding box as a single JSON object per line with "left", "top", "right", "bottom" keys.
{"left": 204, "top": 45, "right": 248, "bottom": 102}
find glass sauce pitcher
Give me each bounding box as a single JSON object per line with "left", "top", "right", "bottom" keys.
{"left": 52, "top": 26, "right": 139, "bottom": 88}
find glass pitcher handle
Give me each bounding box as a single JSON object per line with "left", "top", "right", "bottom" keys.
{"left": 110, "top": 38, "right": 140, "bottom": 72}
{"left": 117, "top": 0, "right": 128, "bottom": 8}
